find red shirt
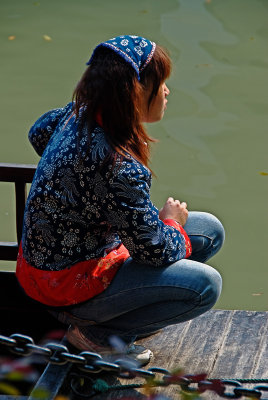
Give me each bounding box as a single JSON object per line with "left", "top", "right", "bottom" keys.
{"left": 16, "top": 219, "right": 191, "bottom": 307}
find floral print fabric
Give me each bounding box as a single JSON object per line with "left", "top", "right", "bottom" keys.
{"left": 16, "top": 103, "right": 191, "bottom": 306}
{"left": 87, "top": 35, "right": 156, "bottom": 80}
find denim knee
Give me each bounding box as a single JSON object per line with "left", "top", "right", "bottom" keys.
{"left": 201, "top": 267, "right": 222, "bottom": 309}
{"left": 210, "top": 214, "right": 225, "bottom": 253}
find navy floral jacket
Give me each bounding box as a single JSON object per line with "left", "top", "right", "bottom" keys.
{"left": 16, "top": 103, "right": 191, "bottom": 306}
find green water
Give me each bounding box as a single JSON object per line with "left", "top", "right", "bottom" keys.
{"left": 0, "top": 0, "right": 267, "bottom": 311}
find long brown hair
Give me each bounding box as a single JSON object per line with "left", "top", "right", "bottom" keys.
{"left": 73, "top": 44, "right": 171, "bottom": 168}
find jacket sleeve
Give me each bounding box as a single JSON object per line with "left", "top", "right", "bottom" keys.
{"left": 28, "top": 103, "right": 73, "bottom": 156}
{"left": 107, "top": 159, "right": 192, "bottom": 266}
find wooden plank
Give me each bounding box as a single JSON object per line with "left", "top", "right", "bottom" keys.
{"left": 142, "top": 309, "right": 233, "bottom": 375}
{"left": 0, "top": 163, "right": 36, "bottom": 260}
{"left": 211, "top": 310, "right": 268, "bottom": 378}
{"left": 1, "top": 310, "right": 267, "bottom": 399}
{"left": 15, "top": 181, "right": 27, "bottom": 244}
{"left": 253, "top": 318, "right": 268, "bottom": 377}
{"left": 0, "top": 242, "right": 18, "bottom": 261}
{"left": 89, "top": 310, "right": 268, "bottom": 399}
{"left": 0, "top": 163, "right": 36, "bottom": 183}
{"left": 135, "top": 310, "right": 233, "bottom": 399}
{"left": 137, "top": 317, "right": 189, "bottom": 369}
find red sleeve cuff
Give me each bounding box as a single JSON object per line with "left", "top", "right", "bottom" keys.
{"left": 162, "top": 219, "right": 192, "bottom": 258}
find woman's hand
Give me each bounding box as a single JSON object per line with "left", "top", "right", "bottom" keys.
{"left": 159, "top": 197, "right": 189, "bottom": 227}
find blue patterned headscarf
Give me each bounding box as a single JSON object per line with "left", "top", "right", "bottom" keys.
{"left": 87, "top": 35, "right": 156, "bottom": 80}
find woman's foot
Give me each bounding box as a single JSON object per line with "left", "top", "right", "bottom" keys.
{"left": 66, "top": 325, "right": 153, "bottom": 367}
{"left": 136, "top": 329, "right": 162, "bottom": 339}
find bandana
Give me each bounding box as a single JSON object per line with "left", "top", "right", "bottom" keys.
{"left": 87, "top": 35, "right": 156, "bottom": 80}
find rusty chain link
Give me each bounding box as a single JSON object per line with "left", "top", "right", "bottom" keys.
{"left": 1, "top": 333, "right": 268, "bottom": 399}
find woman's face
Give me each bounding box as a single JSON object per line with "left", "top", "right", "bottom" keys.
{"left": 141, "top": 82, "right": 170, "bottom": 123}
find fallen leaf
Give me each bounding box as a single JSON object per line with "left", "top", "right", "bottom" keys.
{"left": 259, "top": 172, "right": 268, "bottom": 176}
{"left": 195, "top": 63, "right": 213, "bottom": 68}
{"left": 43, "top": 34, "right": 52, "bottom": 41}
{"left": 8, "top": 35, "right": 16, "bottom": 41}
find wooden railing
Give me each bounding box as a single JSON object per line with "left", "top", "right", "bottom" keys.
{"left": 0, "top": 163, "right": 36, "bottom": 261}
{"left": 0, "top": 162, "right": 66, "bottom": 342}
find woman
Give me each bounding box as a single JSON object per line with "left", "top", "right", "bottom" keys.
{"left": 16, "top": 35, "right": 224, "bottom": 366}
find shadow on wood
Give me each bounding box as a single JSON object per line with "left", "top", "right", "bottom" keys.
{"left": 83, "top": 309, "right": 268, "bottom": 399}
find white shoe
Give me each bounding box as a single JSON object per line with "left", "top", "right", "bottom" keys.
{"left": 66, "top": 325, "right": 153, "bottom": 367}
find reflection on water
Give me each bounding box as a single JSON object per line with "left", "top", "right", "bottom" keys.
{"left": 0, "top": 0, "right": 267, "bottom": 310}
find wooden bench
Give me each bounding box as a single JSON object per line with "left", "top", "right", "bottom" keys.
{"left": 0, "top": 162, "right": 36, "bottom": 260}
{"left": 0, "top": 163, "right": 65, "bottom": 337}
{"left": 0, "top": 163, "right": 70, "bottom": 400}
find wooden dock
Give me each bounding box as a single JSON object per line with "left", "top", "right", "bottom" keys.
{"left": 1, "top": 164, "right": 267, "bottom": 399}
{"left": 89, "top": 309, "right": 268, "bottom": 399}
{"left": 1, "top": 308, "right": 268, "bottom": 399}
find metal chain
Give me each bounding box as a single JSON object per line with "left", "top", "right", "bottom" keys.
{"left": 1, "top": 333, "right": 268, "bottom": 399}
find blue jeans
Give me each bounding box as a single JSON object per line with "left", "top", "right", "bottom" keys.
{"left": 53, "top": 212, "right": 224, "bottom": 346}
